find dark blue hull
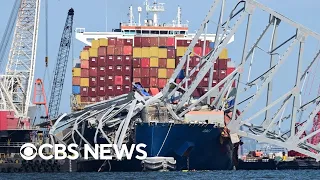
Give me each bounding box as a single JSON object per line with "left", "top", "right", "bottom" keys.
{"left": 77, "top": 122, "right": 234, "bottom": 171}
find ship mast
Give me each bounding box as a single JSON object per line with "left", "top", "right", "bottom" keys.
{"left": 145, "top": 0, "right": 165, "bottom": 26}
{"left": 177, "top": 6, "right": 181, "bottom": 27}
{"left": 129, "top": 5, "right": 134, "bottom": 26}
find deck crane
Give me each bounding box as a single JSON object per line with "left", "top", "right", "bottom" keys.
{"left": 47, "top": 8, "right": 74, "bottom": 120}
{"left": 49, "top": 0, "right": 320, "bottom": 162}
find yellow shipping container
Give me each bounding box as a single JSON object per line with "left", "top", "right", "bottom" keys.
{"left": 99, "top": 38, "right": 108, "bottom": 46}
{"left": 80, "top": 78, "right": 89, "bottom": 87}
{"left": 72, "top": 68, "right": 81, "bottom": 77}
{"left": 177, "top": 47, "right": 185, "bottom": 57}
{"left": 150, "top": 47, "right": 159, "bottom": 57}
{"left": 133, "top": 48, "right": 142, "bottom": 58}
{"left": 166, "top": 59, "right": 175, "bottom": 69}
{"left": 219, "top": 48, "right": 228, "bottom": 59}
{"left": 158, "top": 48, "right": 167, "bottom": 58}
{"left": 80, "top": 50, "right": 89, "bottom": 60}
{"left": 142, "top": 47, "right": 150, "bottom": 58}
{"left": 158, "top": 68, "right": 167, "bottom": 78}
{"left": 75, "top": 95, "right": 81, "bottom": 104}
{"left": 91, "top": 39, "right": 100, "bottom": 49}
{"left": 89, "top": 48, "right": 98, "bottom": 57}
{"left": 150, "top": 57, "right": 159, "bottom": 67}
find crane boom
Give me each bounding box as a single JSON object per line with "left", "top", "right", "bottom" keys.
{"left": 48, "top": 8, "right": 74, "bottom": 120}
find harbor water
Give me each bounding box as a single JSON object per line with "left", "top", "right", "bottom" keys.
{"left": 0, "top": 170, "right": 316, "bottom": 180}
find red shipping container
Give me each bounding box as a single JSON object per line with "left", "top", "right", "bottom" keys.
{"left": 150, "top": 68, "right": 158, "bottom": 77}
{"left": 106, "top": 85, "right": 114, "bottom": 94}
{"left": 191, "top": 56, "right": 201, "bottom": 66}
{"left": 116, "top": 39, "right": 124, "bottom": 46}
{"left": 167, "top": 69, "right": 174, "bottom": 78}
{"left": 81, "top": 96, "right": 88, "bottom": 103}
{"left": 141, "top": 78, "right": 150, "bottom": 87}
{"left": 192, "top": 89, "right": 201, "bottom": 97}
{"left": 81, "top": 60, "right": 89, "bottom": 69}
{"left": 175, "top": 56, "right": 182, "bottom": 66}
{"left": 89, "top": 77, "right": 97, "bottom": 87}
{"left": 98, "top": 66, "right": 106, "bottom": 76}
{"left": 115, "top": 76, "right": 123, "bottom": 85}
{"left": 123, "top": 75, "right": 131, "bottom": 85}
{"left": 89, "top": 97, "right": 97, "bottom": 103}
{"left": 83, "top": 46, "right": 91, "bottom": 50}
{"left": 98, "top": 56, "right": 106, "bottom": 66}
{"left": 72, "top": 77, "right": 80, "bottom": 85}
{"left": 114, "top": 46, "right": 123, "bottom": 55}
{"left": 159, "top": 37, "right": 167, "bottom": 46}
{"left": 158, "top": 79, "right": 167, "bottom": 88}
{"left": 159, "top": 58, "right": 167, "bottom": 68}
{"left": 98, "top": 76, "right": 106, "bottom": 86}
{"left": 133, "top": 58, "right": 141, "bottom": 67}
{"left": 133, "top": 68, "right": 141, "bottom": 77}
{"left": 141, "top": 37, "right": 151, "bottom": 47}
{"left": 218, "top": 59, "right": 228, "bottom": 69}
{"left": 89, "top": 57, "right": 98, "bottom": 67}
{"left": 193, "top": 47, "right": 202, "bottom": 56}
{"left": 88, "top": 87, "right": 97, "bottom": 96}
{"left": 115, "top": 65, "right": 123, "bottom": 74}
{"left": 194, "top": 40, "right": 201, "bottom": 47}
{"left": 167, "top": 37, "right": 175, "bottom": 47}
{"left": 213, "top": 70, "right": 219, "bottom": 80}
{"left": 133, "top": 78, "right": 141, "bottom": 83}
{"left": 177, "top": 40, "right": 187, "bottom": 46}
{"left": 123, "top": 85, "right": 131, "bottom": 93}
{"left": 80, "top": 87, "right": 88, "bottom": 97}
{"left": 141, "top": 68, "right": 150, "bottom": 77}
{"left": 97, "top": 86, "right": 106, "bottom": 96}
{"left": 134, "top": 37, "right": 142, "bottom": 47}
{"left": 141, "top": 58, "right": 150, "bottom": 68}
{"left": 150, "top": 37, "right": 158, "bottom": 47}
{"left": 150, "top": 77, "right": 158, "bottom": 87}
{"left": 199, "top": 77, "right": 209, "bottom": 87}
{"left": 167, "top": 48, "right": 175, "bottom": 58}
{"left": 123, "top": 56, "right": 132, "bottom": 65}
{"left": 106, "top": 55, "right": 114, "bottom": 65}
{"left": 212, "top": 79, "right": 218, "bottom": 87}
{"left": 227, "top": 67, "right": 235, "bottom": 75}
{"left": 107, "top": 46, "right": 115, "bottom": 55}
{"left": 114, "top": 85, "right": 123, "bottom": 95}
{"left": 98, "top": 47, "right": 107, "bottom": 56}
{"left": 219, "top": 70, "right": 227, "bottom": 79}
{"left": 89, "top": 67, "right": 98, "bottom": 77}
{"left": 81, "top": 69, "right": 89, "bottom": 77}
{"left": 108, "top": 37, "right": 117, "bottom": 46}
{"left": 124, "top": 39, "right": 133, "bottom": 46}
{"left": 200, "top": 40, "right": 210, "bottom": 47}
{"left": 214, "top": 60, "right": 219, "bottom": 70}
{"left": 123, "top": 65, "right": 132, "bottom": 75}
{"left": 115, "top": 56, "right": 123, "bottom": 64}
{"left": 123, "top": 46, "right": 132, "bottom": 55}
{"left": 205, "top": 47, "right": 211, "bottom": 55}
{"left": 106, "top": 75, "right": 114, "bottom": 84}
{"left": 98, "top": 96, "right": 105, "bottom": 102}
{"left": 106, "top": 65, "right": 114, "bottom": 75}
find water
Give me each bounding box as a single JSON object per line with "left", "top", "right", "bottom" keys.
{"left": 0, "top": 170, "right": 316, "bottom": 180}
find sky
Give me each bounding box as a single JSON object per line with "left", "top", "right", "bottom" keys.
{"left": 1, "top": 0, "right": 320, "bottom": 122}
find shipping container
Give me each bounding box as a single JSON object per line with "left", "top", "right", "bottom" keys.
{"left": 115, "top": 76, "right": 123, "bottom": 85}
{"left": 177, "top": 46, "right": 186, "bottom": 57}
{"left": 150, "top": 47, "right": 159, "bottom": 57}
{"left": 116, "top": 39, "right": 124, "bottom": 46}
{"left": 142, "top": 47, "right": 150, "bottom": 58}
{"left": 72, "top": 77, "right": 80, "bottom": 86}
{"left": 193, "top": 47, "right": 202, "bottom": 56}
{"left": 72, "top": 85, "right": 80, "bottom": 94}
{"left": 98, "top": 76, "right": 106, "bottom": 86}
{"left": 81, "top": 60, "right": 89, "bottom": 69}
{"left": 108, "top": 37, "right": 117, "bottom": 46}
{"left": 75, "top": 63, "right": 81, "bottom": 68}
{"left": 150, "top": 37, "right": 158, "bottom": 47}
{"left": 133, "top": 48, "right": 142, "bottom": 58}
{"left": 219, "top": 48, "right": 228, "bottom": 59}
{"left": 107, "top": 46, "right": 115, "bottom": 55}
{"left": 123, "top": 85, "right": 131, "bottom": 93}
{"left": 106, "top": 85, "right": 114, "bottom": 94}
{"left": 106, "top": 65, "right": 114, "bottom": 76}
{"left": 99, "top": 38, "right": 108, "bottom": 46}
{"left": 123, "top": 56, "right": 132, "bottom": 65}
{"left": 72, "top": 68, "right": 81, "bottom": 77}
{"left": 218, "top": 59, "right": 228, "bottom": 69}
{"left": 192, "top": 89, "right": 201, "bottom": 97}
{"left": 124, "top": 39, "right": 133, "bottom": 46}
{"left": 149, "top": 68, "right": 158, "bottom": 77}
{"left": 158, "top": 48, "right": 167, "bottom": 58}
{"left": 106, "top": 75, "right": 114, "bottom": 84}
{"left": 209, "top": 42, "right": 215, "bottom": 49}
{"left": 115, "top": 65, "right": 123, "bottom": 74}
{"left": 159, "top": 37, "right": 167, "bottom": 46}
{"left": 141, "top": 58, "right": 150, "bottom": 68}
{"left": 80, "top": 87, "right": 88, "bottom": 97}
{"left": 81, "top": 69, "right": 89, "bottom": 78}
{"left": 91, "top": 39, "right": 100, "bottom": 49}
{"left": 158, "top": 68, "right": 167, "bottom": 78}
{"left": 98, "top": 56, "right": 106, "bottom": 66}
{"left": 98, "top": 47, "right": 107, "bottom": 56}
{"left": 158, "top": 79, "right": 167, "bottom": 88}
{"left": 219, "top": 70, "right": 227, "bottom": 79}
{"left": 150, "top": 77, "right": 158, "bottom": 87}
{"left": 114, "top": 46, "right": 123, "bottom": 55}
{"left": 115, "top": 56, "right": 123, "bottom": 64}
{"left": 141, "top": 68, "right": 150, "bottom": 77}
{"left": 166, "top": 59, "right": 175, "bottom": 69}
{"left": 81, "top": 96, "right": 89, "bottom": 103}
{"left": 200, "top": 40, "right": 210, "bottom": 48}
{"left": 177, "top": 40, "right": 187, "bottom": 46}
{"left": 167, "top": 37, "right": 175, "bottom": 47}
{"left": 227, "top": 67, "right": 235, "bottom": 75}
{"left": 80, "top": 50, "right": 89, "bottom": 60}
{"left": 150, "top": 57, "right": 159, "bottom": 67}
{"left": 89, "top": 57, "right": 98, "bottom": 67}
{"left": 97, "top": 86, "right": 106, "bottom": 96}
{"left": 133, "top": 68, "right": 141, "bottom": 77}
{"left": 134, "top": 37, "right": 142, "bottom": 47}
{"left": 89, "top": 77, "right": 97, "bottom": 87}
{"left": 167, "top": 69, "right": 174, "bottom": 78}
{"left": 89, "top": 67, "right": 98, "bottom": 77}
{"left": 158, "top": 58, "right": 167, "bottom": 68}
{"left": 123, "top": 46, "right": 132, "bottom": 55}
{"left": 88, "top": 87, "right": 97, "bottom": 97}
{"left": 123, "top": 65, "right": 132, "bottom": 75}
{"left": 89, "top": 97, "right": 97, "bottom": 103}
{"left": 133, "top": 78, "right": 141, "bottom": 83}
{"left": 106, "top": 55, "right": 114, "bottom": 65}
{"left": 123, "top": 75, "right": 131, "bottom": 85}
{"left": 83, "top": 46, "right": 91, "bottom": 50}
{"left": 98, "top": 66, "right": 106, "bottom": 76}
{"left": 167, "top": 48, "right": 175, "bottom": 58}
{"left": 98, "top": 96, "right": 105, "bottom": 102}
{"left": 191, "top": 56, "right": 201, "bottom": 66}
{"left": 89, "top": 48, "right": 98, "bottom": 57}
{"left": 133, "top": 58, "right": 141, "bottom": 67}
{"left": 141, "top": 37, "right": 151, "bottom": 47}
{"left": 141, "top": 78, "right": 150, "bottom": 87}
{"left": 199, "top": 77, "right": 209, "bottom": 87}
{"left": 205, "top": 47, "right": 211, "bottom": 56}
{"left": 114, "top": 85, "right": 123, "bottom": 95}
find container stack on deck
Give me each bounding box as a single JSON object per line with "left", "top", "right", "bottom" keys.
{"left": 72, "top": 37, "right": 236, "bottom": 111}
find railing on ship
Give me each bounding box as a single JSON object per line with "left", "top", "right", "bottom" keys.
{"left": 120, "top": 23, "right": 189, "bottom": 28}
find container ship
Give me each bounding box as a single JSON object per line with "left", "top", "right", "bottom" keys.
{"left": 67, "top": 1, "right": 238, "bottom": 172}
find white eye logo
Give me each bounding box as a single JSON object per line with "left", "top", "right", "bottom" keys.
{"left": 20, "top": 143, "right": 37, "bottom": 160}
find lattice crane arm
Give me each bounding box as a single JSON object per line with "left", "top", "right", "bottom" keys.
{"left": 48, "top": 8, "right": 74, "bottom": 120}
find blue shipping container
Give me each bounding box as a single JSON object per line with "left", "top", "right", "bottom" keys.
{"left": 72, "top": 85, "right": 80, "bottom": 94}
{"left": 209, "top": 42, "right": 215, "bottom": 49}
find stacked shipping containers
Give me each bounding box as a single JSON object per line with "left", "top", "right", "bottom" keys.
{"left": 72, "top": 36, "right": 236, "bottom": 110}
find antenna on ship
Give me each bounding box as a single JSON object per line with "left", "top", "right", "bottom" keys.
{"left": 145, "top": 0, "right": 165, "bottom": 26}
{"left": 138, "top": 6, "right": 142, "bottom": 26}
{"left": 177, "top": 6, "right": 181, "bottom": 27}
{"left": 129, "top": 5, "right": 134, "bottom": 26}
